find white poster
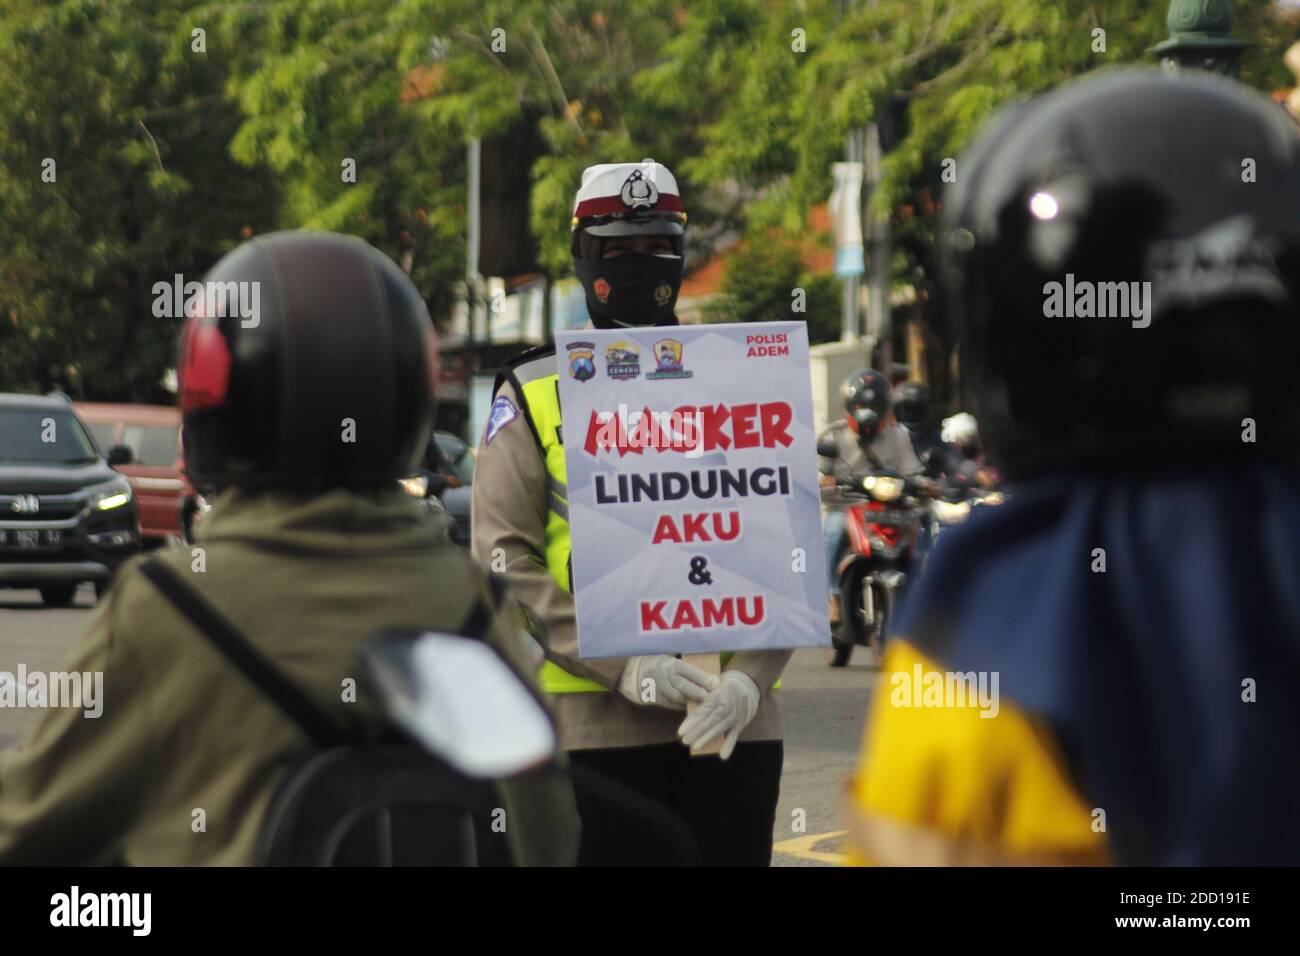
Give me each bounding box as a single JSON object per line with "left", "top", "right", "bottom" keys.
{"left": 556, "top": 321, "right": 831, "bottom": 658}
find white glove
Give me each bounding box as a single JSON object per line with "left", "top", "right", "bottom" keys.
{"left": 618, "top": 655, "right": 720, "bottom": 710}
{"left": 677, "top": 670, "right": 761, "bottom": 760}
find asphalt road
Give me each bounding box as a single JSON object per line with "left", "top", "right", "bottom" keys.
{"left": 770, "top": 646, "right": 878, "bottom": 866}
{"left": 0, "top": 584, "right": 100, "bottom": 751}
{"left": 0, "top": 587, "right": 877, "bottom": 866}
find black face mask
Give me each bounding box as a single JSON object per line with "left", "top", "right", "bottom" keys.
{"left": 852, "top": 408, "right": 881, "bottom": 443}
{"left": 574, "top": 252, "right": 683, "bottom": 329}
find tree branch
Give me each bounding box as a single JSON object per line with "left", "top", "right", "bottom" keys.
{"left": 902, "top": 13, "right": 1010, "bottom": 98}
{"left": 890, "top": 0, "right": 957, "bottom": 71}
{"left": 137, "top": 120, "right": 165, "bottom": 172}
{"left": 527, "top": 26, "right": 582, "bottom": 135}
{"left": 450, "top": 27, "right": 511, "bottom": 72}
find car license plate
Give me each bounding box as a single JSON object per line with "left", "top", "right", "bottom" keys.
{"left": 0, "top": 528, "right": 62, "bottom": 551}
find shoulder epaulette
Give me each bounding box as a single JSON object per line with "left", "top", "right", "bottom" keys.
{"left": 494, "top": 343, "right": 558, "bottom": 396}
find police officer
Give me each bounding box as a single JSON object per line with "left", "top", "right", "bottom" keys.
{"left": 472, "top": 161, "right": 789, "bottom": 866}
{"left": 849, "top": 70, "right": 1300, "bottom": 865}
{"left": 0, "top": 231, "right": 579, "bottom": 865}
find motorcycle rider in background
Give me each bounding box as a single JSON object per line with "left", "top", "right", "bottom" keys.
{"left": 849, "top": 69, "right": 1300, "bottom": 865}
{"left": 893, "top": 382, "right": 944, "bottom": 474}
{"left": 818, "top": 370, "right": 924, "bottom": 627}
{"left": 895, "top": 382, "right": 997, "bottom": 492}
{"left": 936, "top": 412, "right": 999, "bottom": 491}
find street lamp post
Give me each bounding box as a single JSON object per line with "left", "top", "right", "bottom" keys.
{"left": 1148, "top": 0, "right": 1248, "bottom": 78}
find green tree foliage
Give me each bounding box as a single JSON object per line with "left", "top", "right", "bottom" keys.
{"left": 198, "top": 0, "right": 469, "bottom": 321}
{"left": 681, "top": 0, "right": 1293, "bottom": 344}
{"left": 0, "top": 0, "right": 276, "bottom": 396}
{"left": 1, "top": 1, "right": 1293, "bottom": 393}
{"left": 413, "top": 0, "right": 737, "bottom": 277}
{"left": 702, "top": 236, "right": 840, "bottom": 344}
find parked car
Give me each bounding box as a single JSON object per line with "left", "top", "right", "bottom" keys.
{"left": 0, "top": 393, "right": 141, "bottom": 606}
{"left": 75, "top": 402, "right": 184, "bottom": 547}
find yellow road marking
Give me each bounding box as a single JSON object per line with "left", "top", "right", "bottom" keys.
{"left": 773, "top": 829, "right": 852, "bottom": 865}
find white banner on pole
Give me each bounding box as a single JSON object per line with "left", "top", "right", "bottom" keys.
{"left": 556, "top": 321, "right": 831, "bottom": 658}
{"left": 830, "top": 161, "right": 865, "bottom": 278}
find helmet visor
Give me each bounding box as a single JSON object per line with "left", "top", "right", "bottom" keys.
{"left": 582, "top": 216, "right": 685, "bottom": 238}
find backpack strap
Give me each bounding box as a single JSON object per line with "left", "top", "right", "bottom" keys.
{"left": 138, "top": 559, "right": 507, "bottom": 750}
{"left": 138, "top": 559, "right": 348, "bottom": 750}
{"left": 465, "top": 571, "right": 508, "bottom": 635}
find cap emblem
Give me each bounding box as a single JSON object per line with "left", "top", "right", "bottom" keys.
{"left": 620, "top": 169, "right": 659, "bottom": 209}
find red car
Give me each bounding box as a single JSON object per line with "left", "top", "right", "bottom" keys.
{"left": 75, "top": 403, "right": 184, "bottom": 546}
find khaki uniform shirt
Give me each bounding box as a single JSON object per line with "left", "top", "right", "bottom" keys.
{"left": 0, "top": 488, "right": 579, "bottom": 865}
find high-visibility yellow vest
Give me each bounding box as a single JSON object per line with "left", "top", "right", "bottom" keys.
{"left": 502, "top": 347, "right": 778, "bottom": 695}
{"left": 506, "top": 350, "right": 607, "bottom": 694}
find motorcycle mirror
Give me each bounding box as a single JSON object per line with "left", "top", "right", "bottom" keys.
{"left": 816, "top": 439, "right": 840, "bottom": 459}
{"left": 359, "top": 630, "right": 557, "bottom": 779}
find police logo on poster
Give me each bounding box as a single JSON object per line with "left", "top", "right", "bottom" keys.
{"left": 567, "top": 341, "right": 596, "bottom": 382}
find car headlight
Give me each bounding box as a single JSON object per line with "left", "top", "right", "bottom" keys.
{"left": 88, "top": 477, "right": 133, "bottom": 511}
{"left": 931, "top": 499, "right": 971, "bottom": 524}
{"left": 400, "top": 474, "right": 429, "bottom": 498}
{"left": 862, "top": 476, "right": 904, "bottom": 502}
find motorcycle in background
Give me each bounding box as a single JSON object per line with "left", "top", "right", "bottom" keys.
{"left": 826, "top": 465, "right": 929, "bottom": 668}
{"left": 925, "top": 485, "right": 1005, "bottom": 548}
{"left": 400, "top": 469, "right": 449, "bottom": 514}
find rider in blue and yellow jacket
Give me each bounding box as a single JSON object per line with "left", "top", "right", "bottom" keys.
{"left": 850, "top": 69, "right": 1300, "bottom": 866}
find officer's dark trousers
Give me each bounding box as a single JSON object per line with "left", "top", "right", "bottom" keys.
{"left": 567, "top": 740, "right": 783, "bottom": 867}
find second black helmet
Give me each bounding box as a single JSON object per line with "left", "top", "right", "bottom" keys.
{"left": 893, "top": 382, "right": 932, "bottom": 431}
{"left": 843, "top": 369, "right": 892, "bottom": 439}
{"left": 942, "top": 69, "right": 1300, "bottom": 478}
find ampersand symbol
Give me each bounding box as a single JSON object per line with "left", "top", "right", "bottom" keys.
{"left": 688, "top": 556, "right": 713, "bottom": 586}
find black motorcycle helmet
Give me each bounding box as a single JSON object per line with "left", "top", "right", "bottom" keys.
{"left": 843, "top": 369, "right": 892, "bottom": 440}
{"left": 893, "top": 382, "right": 932, "bottom": 431}
{"left": 178, "top": 230, "right": 437, "bottom": 492}
{"left": 571, "top": 161, "right": 687, "bottom": 329}
{"left": 942, "top": 69, "right": 1300, "bottom": 478}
